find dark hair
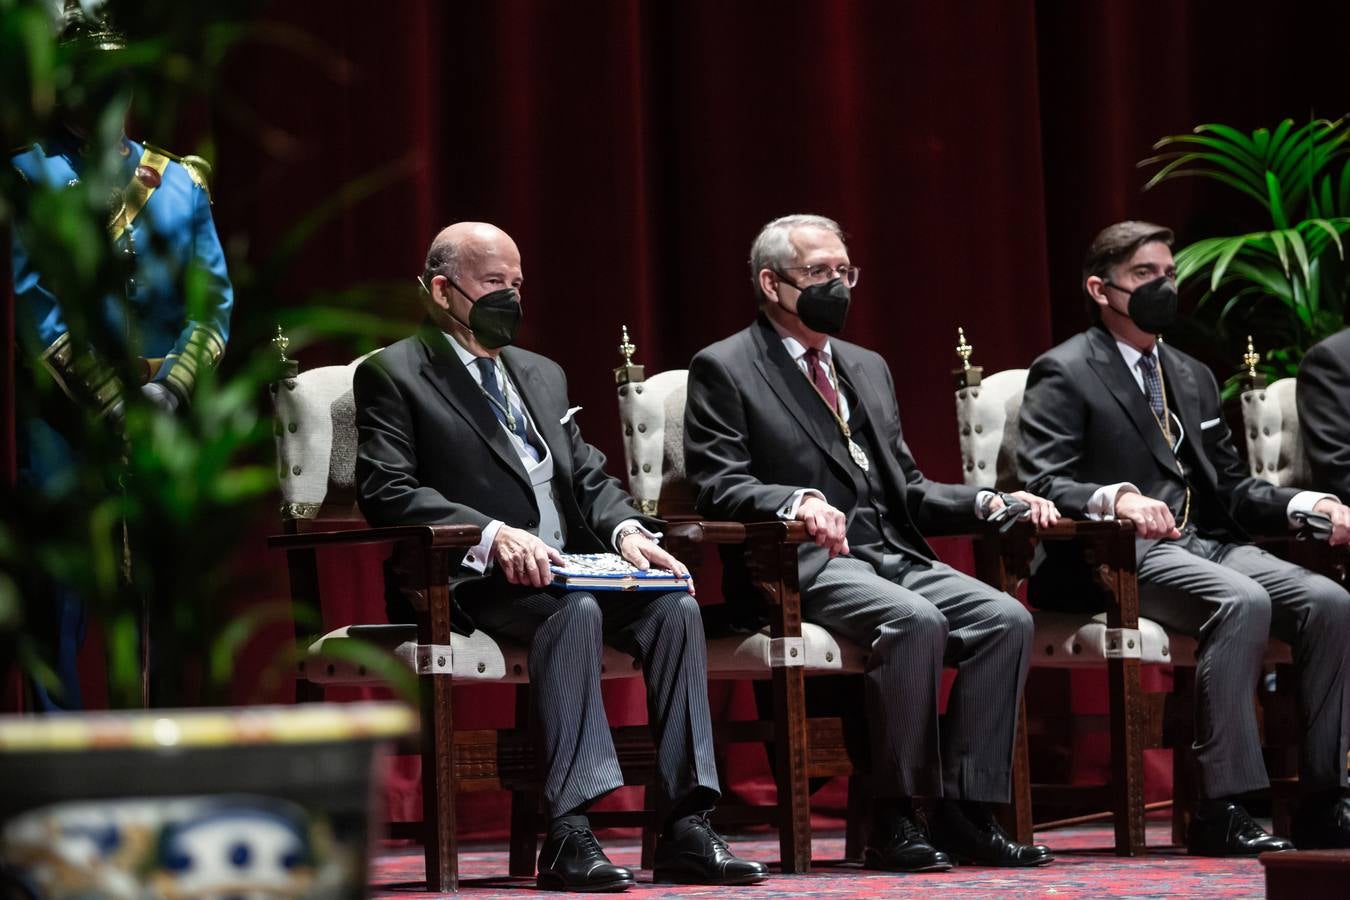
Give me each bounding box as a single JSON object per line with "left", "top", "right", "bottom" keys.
{"left": 1081, "top": 221, "right": 1174, "bottom": 322}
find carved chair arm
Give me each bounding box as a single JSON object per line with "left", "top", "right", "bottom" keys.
{"left": 268, "top": 524, "right": 482, "bottom": 551}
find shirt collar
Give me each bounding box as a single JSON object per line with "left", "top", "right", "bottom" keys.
{"left": 444, "top": 330, "right": 490, "bottom": 370}
{"left": 767, "top": 316, "right": 832, "bottom": 363}
{"left": 1114, "top": 337, "right": 1156, "bottom": 370}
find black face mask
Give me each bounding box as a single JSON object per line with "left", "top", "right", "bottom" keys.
{"left": 1105, "top": 275, "right": 1177, "bottom": 335}
{"left": 427, "top": 277, "right": 523, "bottom": 349}
{"left": 778, "top": 274, "right": 851, "bottom": 335}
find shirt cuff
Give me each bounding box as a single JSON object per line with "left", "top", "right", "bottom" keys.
{"left": 1287, "top": 490, "right": 1338, "bottom": 527}
{"left": 611, "top": 518, "right": 663, "bottom": 554}
{"left": 1087, "top": 483, "right": 1139, "bottom": 520}
{"left": 974, "top": 490, "right": 995, "bottom": 519}
{"left": 462, "top": 519, "right": 504, "bottom": 573}
{"left": 779, "top": 488, "right": 826, "bottom": 520}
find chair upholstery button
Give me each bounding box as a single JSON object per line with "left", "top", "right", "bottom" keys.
{"left": 288, "top": 422, "right": 298, "bottom": 433}
{"left": 513, "top": 664, "right": 522, "bottom": 674}
{"left": 631, "top": 466, "right": 638, "bottom": 475}
{"left": 1250, "top": 430, "right": 1258, "bottom": 439}
{"left": 1072, "top": 643, "right": 1081, "bottom": 654}
{"left": 477, "top": 662, "right": 486, "bottom": 673}
{"left": 962, "top": 426, "right": 971, "bottom": 435}
{"left": 1262, "top": 427, "right": 1270, "bottom": 435}
{"left": 825, "top": 651, "right": 834, "bottom": 662}
{"left": 625, "top": 426, "right": 633, "bottom": 436}
{"left": 292, "top": 465, "right": 302, "bottom": 475}
{"left": 1255, "top": 462, "right": 1263, "bottom": 472}
{"left": 974, "top": 424, "right": 983, "bottom": 433}
{"left": 437, "top": 656, "right": 446, "bottom": 667}
{"left": 553, "top": 531, "right": 561, "bottom": 540}
{"left": 1127, "top": 639, "right": 1136, "bottom": 649}
{"left": 977, "top": 461, "right": 986, "bottom": 469}
{"left": 642, "top": 464, "right": 651, "bottom": 472}
{"left": 635, "top": 386, "right": 644, "bottom": 394}
{"left": 619, "top": 386, "right": 628, "bottom": 396}
{"left": 789, "top": 647, "right": 798, "bottom": 658}
{"left": 638, "top": 424, "right": 647, "bottom": 433}
{"left": 966, "top": 463, "right": 974, "bottom": 472}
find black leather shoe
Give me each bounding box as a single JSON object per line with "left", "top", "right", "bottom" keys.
{"left": 653, "top": 814, "right": 770, "bottom": 885}
{"left": 930, "top": 802, "right": 1054, "bottom": 867}
{"left": 537, "top": 816, "right": 635, "bottom": 892}
{"left": 1292, "top": 794, "right": 1350, "bottom": 849}
{"left": 1187, "top": 800, "right": 1294, "bottom": 856}
{"left": 862, "top": 810, "right": 954, "bottom": 872}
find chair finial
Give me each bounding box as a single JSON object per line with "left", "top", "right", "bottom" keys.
{"left": 953, "top": 326, "right": 983, "bottom": 389}
{"left": 273, "top": 324, "right": 290, "bottom": 364}
{"left": 1240, "top": 334, "right": 1267, "bottom": 390}
{"left": 614, "top": 324, "right": 645, "bottom": 386}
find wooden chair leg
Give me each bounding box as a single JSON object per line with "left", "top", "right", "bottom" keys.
{"left": 844, "top": 773, "right": 867, "bottom": 861}
{"left": 508, "top": 685, "right": 539, "bottom": 877}
{"left": 1107, "top": 654, "right": 1147, "bottom": 856}
{"left": 640, "top": 782, "right": 659, "bottom": 871}
{"left": 772, "top": 664, "right": 812, "bottom": 873}
{"left": 1169, "top": 667, "right": 1196, "bottom": 847}
{"left": 1000, "top": 699, "right": 1034, "bottom": 845}
{"left": 420, "top": 562, "right": 459, "bottom": 893}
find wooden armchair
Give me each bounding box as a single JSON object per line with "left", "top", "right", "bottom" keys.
{"left": 269, "top": 347, "right": 669, "bottom": 892}
{"left": 952, "top": 339, "right": 1151, "bottom": 855}
{"left": 611, "top": 333, "right": 862, "bottom": 872}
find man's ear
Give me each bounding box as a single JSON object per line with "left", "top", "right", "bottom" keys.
{"left": 429, "top": 274, "right": 453, "bottom": 311}
{"left": 1085, "top": 275, "right": 1110, "bottom": 309}
{"left": 758, "top": 269, "right": 781, "bottom": 305}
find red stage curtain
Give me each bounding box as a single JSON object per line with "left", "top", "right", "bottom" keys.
{"left": 7, "top": 0, "right": 1350, "bottom": 835}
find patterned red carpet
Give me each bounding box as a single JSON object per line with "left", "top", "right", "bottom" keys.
{"left": 369, "top": 822, "right": 1267, "bottom": 898}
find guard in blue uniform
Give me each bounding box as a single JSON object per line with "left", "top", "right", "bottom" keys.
{"left": 9, "top": 1, "right": 233, "bottom": 709}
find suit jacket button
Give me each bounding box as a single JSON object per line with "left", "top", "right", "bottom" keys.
{"left": 527, "top": 519, "right": 537, "bottom": 527}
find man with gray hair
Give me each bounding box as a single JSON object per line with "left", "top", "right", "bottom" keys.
{"left": 356, "top": 222, "right": 769, "bottom": 890}
{"left": 684, "top": 214, "right": 1058, "bottom": 871}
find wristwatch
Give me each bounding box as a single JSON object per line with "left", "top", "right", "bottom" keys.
{"left": 615, "top": 525, "right": 645, "bottom": 552}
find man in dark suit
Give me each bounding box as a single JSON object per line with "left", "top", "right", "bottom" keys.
{"left": 684, "top": 214, "right": 1058, "bottom": 871}
{"left": 1018, "top": 221, "right": 1350, "bottom": 855}
{"left": 354, "top": 222, "right": 768, "bottom": 891}
{"left": 1298, "top": 327, "right": 1350, "bottom": 502}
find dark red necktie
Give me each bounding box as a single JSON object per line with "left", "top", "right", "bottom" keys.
{"left": 803, "top": 347, "right": 838, "bottom": 413}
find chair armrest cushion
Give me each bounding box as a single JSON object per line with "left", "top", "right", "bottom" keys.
{"left": 269, "top": 523, "right": 482, "bottom": 551}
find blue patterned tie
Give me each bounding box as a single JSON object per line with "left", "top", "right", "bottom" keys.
{"left": 475, "top": 357, "right": 539, "bottom": 461}
{"left": 1138, "top": 353, "right": 1165, "bottom": 419}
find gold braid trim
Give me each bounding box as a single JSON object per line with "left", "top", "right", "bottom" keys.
{"left": 162, "top": 324, "right": 226, "bottom": 401}
{"left": 142, "top": 142, "right": 213, "bottom": 202}
{"left": 39, "top": 332, "right": 125, "bottom": 417}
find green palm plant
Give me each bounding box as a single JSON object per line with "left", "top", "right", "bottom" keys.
{"left": 1140, "top": 118, "right": 1350, "bottom": 392}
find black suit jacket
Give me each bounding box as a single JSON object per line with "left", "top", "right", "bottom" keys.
{"left": 684, "top": 316, "right": 979, "bottom": 617}
{"left": 354, "top": 322, "right": 659, "bottom": 625}
{"left": 1017, "top": 325, "right": 1298, "bottom": 610}
{"left": 1297, "top": 327, "right": 1350, "bottom": 503}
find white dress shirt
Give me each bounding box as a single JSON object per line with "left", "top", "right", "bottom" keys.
{"left": 765, "top": 319, "right": 995, "bottom": 521}
{"left": 1085, "top": 337, "right": 1331, "bottom": 525}
{"left": 444, "top": 333, "right": 654, "bottom": 573}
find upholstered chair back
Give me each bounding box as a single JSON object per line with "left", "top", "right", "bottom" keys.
{"left": 955, "top": 369, "right": 1029, "bottom": 491}
{"left": 272, "top": 353, "right": 378, "bottom": 523}
{"left": 615, "top": 369, "right": 696, "bottom": 519}
{"left": 1240, "top": 378, "right": 1312, "bottom": 487}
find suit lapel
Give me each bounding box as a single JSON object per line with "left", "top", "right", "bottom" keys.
{"left": 751, "top": 319, "right": 855, "bottom": 477}
{"left": 1085, "top": 327, "right": 1176, "bottom": 473}
{"left": 502, "top": 349, "right": 572, "bottom": 487}
{"left": 1159, "top": 344, "right": 1216, "bottom": 484}
{"left": 416, "top": 327, "right": 532, "bottom": 493}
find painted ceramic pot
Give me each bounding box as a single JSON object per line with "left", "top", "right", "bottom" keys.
{"left": 0, "top": 702, "right": 413, "bottom": 899}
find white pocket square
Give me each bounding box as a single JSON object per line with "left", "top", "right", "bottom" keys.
{"left": 560, "top": 406, "right": 583, "bottom": 425}
{"left": 1200, "top": 417, "right": 1221, "bottom": 430}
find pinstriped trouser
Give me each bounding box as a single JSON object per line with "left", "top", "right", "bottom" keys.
{"left": 1137, "top": 533, "right": 1350, "bottom": 799}
{"left": 802, "top": 554, "right": 1033, "bottom": 803}
{"left": 465, "top": 586, "right": 721, "bottom": 818}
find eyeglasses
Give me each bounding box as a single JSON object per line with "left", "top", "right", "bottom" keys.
{"left": 780, "top": 263, "right": 861, "bottom": 288}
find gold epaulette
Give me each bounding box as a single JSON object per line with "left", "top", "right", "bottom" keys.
{"left": 142, "top": 141, "right": 214, "bottom": 201}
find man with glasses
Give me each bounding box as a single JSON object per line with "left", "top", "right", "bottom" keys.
{"left": 684, "top": 213, "right": 1058, "bottom": 871}
{"left": 1017, "top": 220, "right": 1350, "bottom": 855}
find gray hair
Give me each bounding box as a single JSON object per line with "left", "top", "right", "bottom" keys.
{"left": 748, "top": 214, "right": 846, "bottom": 302}
{"left": 422, "top": 232, "right": 463, "bottom": 284}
